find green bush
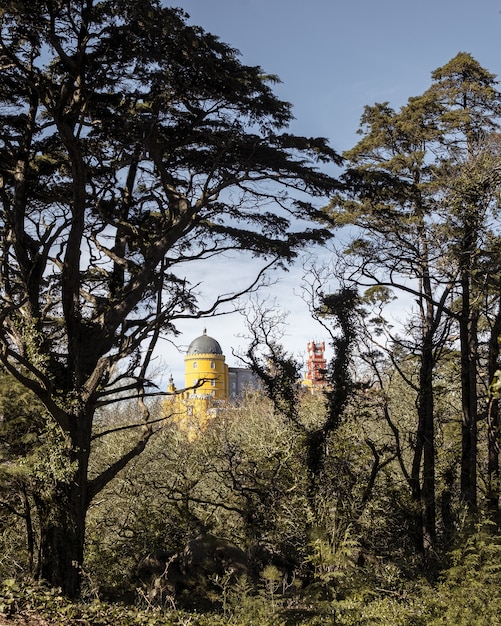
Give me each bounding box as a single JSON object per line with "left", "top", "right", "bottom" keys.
{"left": 1, "top": 560, "right": 500, "bottom": 626}
{"left": 421, "top": 528, "right": 501, "bottom": 626}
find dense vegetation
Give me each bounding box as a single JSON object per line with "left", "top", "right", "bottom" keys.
{"left": 0, "top": 1, "right": 500, "bottom": 624}
{"left": 1, "top": 383, "right": 500, "bottom": 624}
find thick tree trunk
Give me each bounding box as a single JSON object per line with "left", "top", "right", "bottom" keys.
{"left": 36, "top": 486, "right": 87, "bottom": 598}
{"left": 487, "top": 398, "right": 500, "bottom": 525}
{"left": 411, "top": 251, "right": 438, "bottom": 558}
{"left": 35, "top": 429, "right": 91, "bottom": 598}
{"left": 32, "top": 409, "right": 151, "bottom": 597}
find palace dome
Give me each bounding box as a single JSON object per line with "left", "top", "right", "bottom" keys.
{"left": 187, "top": 329, "right": 223, "bottom": 356}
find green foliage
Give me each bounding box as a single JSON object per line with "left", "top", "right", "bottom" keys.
{"left": 29, "top": 420, "right": 76, "bottom": 499}
{"left": 305, "top": 525, "right": 360, "bottom": 593}
{"left": 421, "top": 528, "right": 501, "bottom": 626}
{"left": 86, "top": 394, "right": 312, "bottom": 601}
{"left": 489, "top": 369, "right": 501, "bottom": 398}
{"left": 0, "top": 578, "right": 232, "bottom": 625}
{"left": 2, "top": 555, "right": 500, "bottom": 626}
{"left": 0, "top": 369, "right": 47, "bottom": 578}
{"left": 0, "top": 369, "right": 46, "bottom": 464}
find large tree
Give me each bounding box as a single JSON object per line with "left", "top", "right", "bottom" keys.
{"left": 327, "top": 95, "right": 452, "bottom": 555}
{"left": 327, "top": 52, "right": 501, "bottom": 548}
{"left": 423, "top": 54, "right": 501, "bottom": 516}
{"left": 0, "top": 0, "right": 340, "bottom": 596}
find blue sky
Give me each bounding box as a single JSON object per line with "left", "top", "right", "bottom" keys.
{"left": 156, "top": 0, "right": 501, "bottom": 388}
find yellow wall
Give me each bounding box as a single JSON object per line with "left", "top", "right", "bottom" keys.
{"left": 184, "top": 352, "right": 228, "bottom": 400}
{"left": 163, "top": 352, "right": 229, "bottom": 440}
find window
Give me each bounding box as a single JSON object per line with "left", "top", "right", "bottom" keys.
{"left": 193, "top": 362, "right": 198, "bottom": 369}
{"left": 211, "top": 361, "right": 215, "bottom": 369}
{"left": 211, "top": 379, "right": 216, "bottom": 387}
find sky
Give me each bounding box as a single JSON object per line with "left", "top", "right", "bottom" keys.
{"left": 154, "top": 0, "right": 501, "bottom": 389}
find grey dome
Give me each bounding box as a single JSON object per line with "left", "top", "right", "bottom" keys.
{"left": 187, "top": 329, "right": 223, "bottom": 355}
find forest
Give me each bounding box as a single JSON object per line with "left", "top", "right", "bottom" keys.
{"left": 0, "top": 1, "right": 500, "bottom": 624}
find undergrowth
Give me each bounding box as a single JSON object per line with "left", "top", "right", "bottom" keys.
{"left": 0, "top": 530, "right": 499, "bottom": 626}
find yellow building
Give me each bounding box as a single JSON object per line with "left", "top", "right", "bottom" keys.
{"left": 164, "top": 329, "right": 258, "bottom": 436}
{"left": 184, "top": 329, "right": 228, "bottom": 400}
{"left": 164, "top": 330, "right": 326, "bottom": 435}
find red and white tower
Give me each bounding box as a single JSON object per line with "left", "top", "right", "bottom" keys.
{"left": 305, "top": 341, "right": 326, "bottom": 387}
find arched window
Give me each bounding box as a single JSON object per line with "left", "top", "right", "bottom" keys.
{"left": 193, "top": 361, "right": 198, "bottom": 369}
{"left": 211, "top": 361, "right": 215, "bottom": 369}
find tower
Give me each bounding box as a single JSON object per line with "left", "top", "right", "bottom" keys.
{"left": 184, "top": 328, "right": 229, "bottom": 400}
{"left": 304, "top": 341, "right": 326, "bottom": 388}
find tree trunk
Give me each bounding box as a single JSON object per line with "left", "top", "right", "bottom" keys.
{"left": 487, "top": 397, "right": 500, "bottom": 526}
{"left": 36, "top": 487, "right": 87, "bottom": 598}
{"left": 32, "top": 408, "right": 151, "bottom": 597}
{"left": 22, "top": 484, "right": 35, "bottom": 575}
{"left": 459, "top": 276, "right": 478, "bottom": 517}
{"left": 487, "top": 301, "right": 501, "bottom": 527}
{"left": 412, "top": 244, "right": 439, "bottom": 558}
{"left": 35, "top": 429, "right": 91, "bottom": 598}
{"left": 419, "top": 335, "right": 436, "bottom": 554}
{"left": 409, "top": 408, "right": 425, "bottom": 554}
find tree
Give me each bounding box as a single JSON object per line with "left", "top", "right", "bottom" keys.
{"left": 422, "top": 54, "right": 501, "bottom": 516}
{"left": 241, "top": 288, "right": 365, "bottom": 538}
{"left": 0, "top": 0, "right": 340, "bottom": 597}
{"left": 296, "top": 284, "right": 362, "bottom": 507}
{"left": 327, "top": 94, "right": 452, "bottom": 555}
{"left": 328, "top": 53, "right": 501, "bottom": 546}
{"left": 486, "top": 273, "right": 501, "bottom": 525}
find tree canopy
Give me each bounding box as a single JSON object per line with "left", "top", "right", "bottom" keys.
{"left": 0, "top": 0, "right": 340, "bottom": 407}
{"left": 0, "top": 0, "right": 340, "bottom": 596}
